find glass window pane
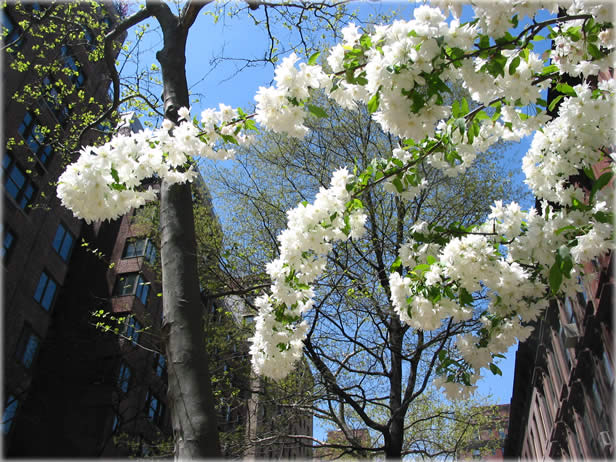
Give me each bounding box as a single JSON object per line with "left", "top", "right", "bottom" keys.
{"left": 34, "top": 272, "right": 48, "bottom": 303}
{"left": 22, "top": 335, "right": 39, "bottom": 368}
{"left": 123, "top": 241, "right": 136, "bottom": 258}
{"left": 8, "top": 165, "right": 25, "bottom": 189}
{"left": 41, "top": 278, "right": 56, "bottom": 310}
{"left": 134, "top": 238, "right": 146, "bottom": 256}
{"left": 2, "top": 395, "right": 18, "bottom": 434}
{"left": 52, "top": 224, "right": 65, "bottom": 252}
{"left": 116, "top": 273, "right": 137, "bottom": 295}
{"left": 59, "top": 232, "right": 73, "bottom": 260}
{"left": 3, "top": 230, "right": 15, "bottom": 259}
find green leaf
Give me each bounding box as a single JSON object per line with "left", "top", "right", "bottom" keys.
{"left": 426, "top": 255, "right": 437, "bottom": 265}
{"left": 549, "top": 262, "right": 562, "bottom": 294}
{"left": 307, "top": 51, "right": 320, "bottom": 66}
{"left": 459, "top": 288, "right": 474, "bottom": 307}
{"left": 307, "top": 104, "right": 328, "bottom": 118}
{"left": 412, "top": 263, "right": 432, "bottom": 273}
{"left": 555, "top": 225, "right": 575, "bottom": 236}
{"left": 508, "top": 56, "right": 521, "bottom": 75}
{"left": 587, "top": 43, "right": 603, "bottom": 60}
{"left": 452, "top": 100, "right": 460, "bottom": 118}
{"left": 110, "top": 167, "right": 120, "bottom": 183}
{"left": 590, "top": 171, "right": 613, "bottom": 201}
{"left": 555, "top": 82, "right": 577, "bottom": 97}
{"left": 594, "top": 211, "right": 613, "bottom": 224}
{"left": 548, "top": 94, "right": 564, "bottom": 112}
{"left": 220, "top": 134, "right": 239, "bottom": 145}
{"left": 489, "top": 363, "right": 503, "bottom": 376}
{"left": 461, "top": 97, "right": 469, "bottom": 115}
{"left": 583, "top": 167, "right": 596, "bottom": 181}
{"left": 390, "top": 257, "right": 402, "bottom": 272}
{"left": 478, "top": 34, "right": 490, "bottom": 50}
{"left": 367, "top": 91, "right": 380, "bottom": 113}
{"left": 541, "top": 64, "right": 559, "bottom": 76}
{"left": 392, "top": 176, "right": 404, "bottom": 193}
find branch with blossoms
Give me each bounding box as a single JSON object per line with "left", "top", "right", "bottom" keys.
{"left": 57, "top": 0, "right": 615, "bottom": 400}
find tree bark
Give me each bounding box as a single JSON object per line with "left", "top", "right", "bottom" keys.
{"left": 385, "top": 317, "right": 404, "bottom": 459}
{"left": 149, "top": 2, "right": 221, "bottom": 458}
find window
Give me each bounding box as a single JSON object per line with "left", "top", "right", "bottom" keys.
{"left": 111, "top": 413, "right": 121, "bottom": 433}
{"left": 82, "top": 27, "right": 96, "bottom": 51}
{"left": 603, "top": 351, "right": 614, "bottom": 387}
{"left": 2, "top": 395, "right": 19, "bottom": 435}
{"left": 16, "top": 326, "right": 40, "bottom": 368}
{"left": 124, "top": 316, "right": 142, "bottom": 345}
{"left": 114, "top": 273, "right": 150, "bottom": 305}
{"left": 42, "top": 76, "right": 69, "bottom": 124}
{"left": 123, "top": 238, "right": 157, "bottom": 264}
{"left": 1, "top": 10, "right": 23, "bottom": 51}
{"left": 52, "top": 223, "right": 74, "bottom": 262}
{"left": 117, "top": 362, "right": 131, "bottom": 393}
{"left": 154, "top": 353, "right": 166, "bottom": 377}
{"left": 60, "top": 45, "right": 85, "bottom": 87}
{"left": 2, "top": 226, "right": 16, "bottom": 262}
{"left": 3, "top": 153, "right": 36, "bottom": 210}
{"left": 145, "top": 390, "right": 164, "bottom": 426}
{"left": 34, "top": 271, "right": 57, "bottom": 311}
{"left": 18, "top": 111, "right": 53, "bottom": 166}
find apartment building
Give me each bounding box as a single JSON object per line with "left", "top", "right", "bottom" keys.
{"left": 3, "top": 3, "right": 313, "bottom": 458}
{"left": 457, "top": 404, "right": 509, "bottom": 460}
{"left": 2, "top": 3, "right": 172, "bottom": 456}
{"left": 504, "top": 70, "right": 614, "bottom": 459}
{"left": 504, "top": 250, "right": 613, "bottom": 459}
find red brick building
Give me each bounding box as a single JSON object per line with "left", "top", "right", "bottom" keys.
{"left": 2, "top": 4, "right": 172, "bottom": 455}
{"left": 457, "top": 404, "right": 509, "bottom": 460}
{"left": 504, "top": 70, "right": 614, "bottom": 459}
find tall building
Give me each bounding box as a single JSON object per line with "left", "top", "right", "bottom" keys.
{"left": 457, "top": 404, "right": 509, "bottom": 460}
{"left": 504, "top": 250, "right": 613, "bottom": 459}
{"left": 504, "top": 69, "right": 614, "bottom": 459}
{"left": 3, "top": 3, "right": 313, "bottom": 458}
{"left": 206, "top": 294, "right": 314, "bottom": 460}
{"left": 2, "top": 3, "right": 172, "bottom": 456}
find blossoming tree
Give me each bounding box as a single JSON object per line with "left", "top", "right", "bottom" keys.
{"left": 210, "top": 92, "right": 524, "bottom": 457}
{"left": 56, "top": 0, "right": 614, "bottom": 459}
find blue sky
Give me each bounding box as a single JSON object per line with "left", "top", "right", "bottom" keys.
{"left": 117, "top": 0, "right": 556, "bottom": 441}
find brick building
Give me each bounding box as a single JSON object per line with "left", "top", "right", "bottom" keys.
{"left": 504, "top": 250, "right": 613, "bottom": 459}
{"left": 2, "top": 3, "right": 172, "bottom": 454}
{"left": 457, "top": 404, "right": 509, "bottom": 460}
{"left": 3, "top": 3, "right": 313, "bottom": 458}
{"left": 504, "top": 69, "right": 614, "bottom": 459}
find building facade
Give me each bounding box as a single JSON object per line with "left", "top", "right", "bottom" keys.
{"left": 2, "top": 4, "right": 173, "bottom": 453}
{"left": 504, "top": 67, "right": 614, "bottom": 460}
{"left": 504, "top": 250, "right": 613, "bottom": 460}
{"left": 206, "top": 295, "right": 314, "bottom": 460}
{"left": 457, "top": 404, "right": 509, "bottom": 460}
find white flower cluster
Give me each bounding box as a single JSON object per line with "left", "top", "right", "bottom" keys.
{"left": 55, "top": 0, "right": 614, "bottom": 398}
{"left": 249, "top": 168, "right": 367, "bottom": 379}
{"left": 523, "top": 81, "right": 615, "bottom": 206}
{"left": 255, "top": 53, "right": 331, "bottom": 138}
{"left": 58, "top": 107, "right": 252, "bottom": 223}
{"left": 250, "top": 0, "right": 615, "bottom": 393}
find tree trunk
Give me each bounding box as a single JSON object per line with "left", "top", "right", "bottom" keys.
{"left": 151, "top": 2, "right": 221, "bottom": 458}
{"left": 385, "top": 318, "right": 404, "bottom": 459}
